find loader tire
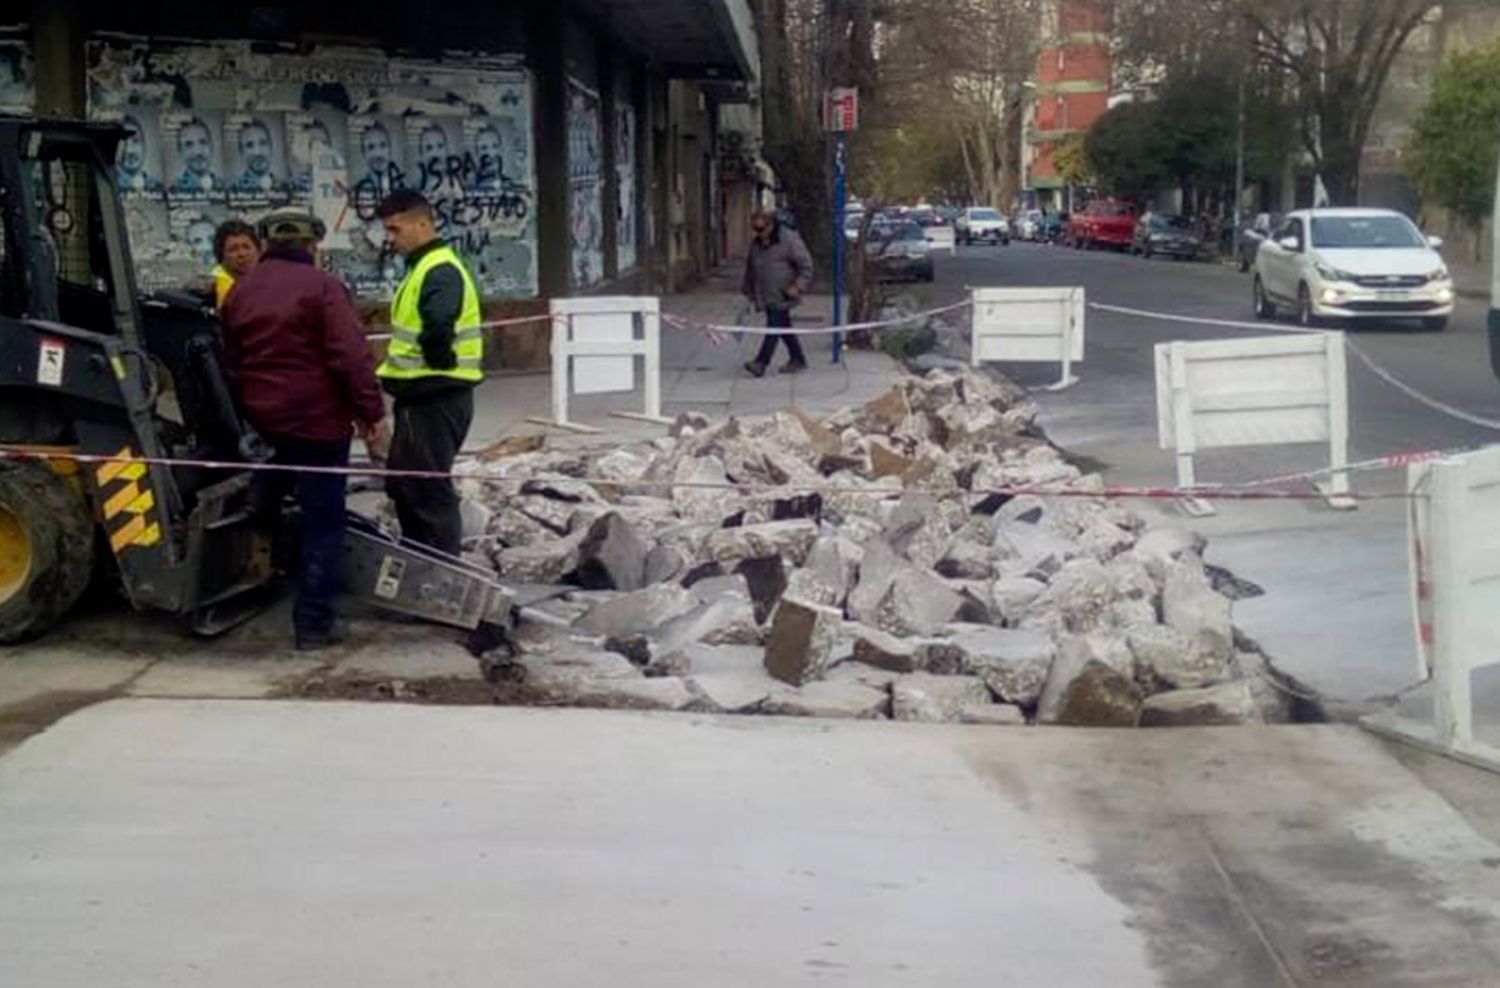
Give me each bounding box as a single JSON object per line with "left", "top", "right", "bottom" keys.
{"left": 0, "top": 463, "right": 95, "bottom": 643}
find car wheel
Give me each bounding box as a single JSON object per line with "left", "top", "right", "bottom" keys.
{"left": 1297, "top": 284, "right": 1319, "bottom": 328}
{"left": 1143, "top": 246, "right": 1153, "bottom": 260}
{"left": 1421, "top": 317, "right": 1448, "bottom": 332}
{"left": 1253, "top": 275, "right": 1275, "bottom": 320}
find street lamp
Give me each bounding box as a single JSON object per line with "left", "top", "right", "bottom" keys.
{"left": 1019, "top": 80, "right": 1038, "bottom": 209}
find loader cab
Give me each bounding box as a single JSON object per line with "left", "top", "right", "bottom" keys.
{"left": 0, "top": 118, "right": 145, "bottom": 340}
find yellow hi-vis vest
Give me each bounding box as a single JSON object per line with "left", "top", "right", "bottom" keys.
{"left": 377, "top": 244, "right": 484, "bottom": 382}
{"left": 212, "top": 265, "right": 236, "bottom": 308}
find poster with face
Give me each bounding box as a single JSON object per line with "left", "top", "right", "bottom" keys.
{"left": 120, "top": 197, "right": 176, "bottom": 292}
{"left": 286, "top": 109, "right": 347, "bottom": 198}
{"left": 224, "top": 112, "right": 291, "bottom": 207}
{"left": 406, "top": 115, "right": 466, "bottom": 198}
{"left": 0, "top": 42, "right": 34, "bottom": 114}
{"left": 169, "top": 203, "right": 228, "bottom": 272}
{"left": 162, "top": 110, "right": 227, "bottom": 201}
{"left": 567, "top": 82, "right": 603, "bottom": 289}
{"left": 115, "top": 108, "right": 166, "bottom": 199}
{"left": 347, "top": 115, "right": 408, "bottom": 222}
{"left": 616, "top": 102, "right": 638, "bottom": 272}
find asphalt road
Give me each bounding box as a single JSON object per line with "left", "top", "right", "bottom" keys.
{"left": 925, "top": 242, "right": 1500, "bottom": 725}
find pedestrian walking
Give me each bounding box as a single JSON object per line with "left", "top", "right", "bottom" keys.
{"left": 742, "top": 209, "right": 815, "bottom": 377}
{"left": 219, "top": 210, "right": 390, "bottom": 650}
{"left": 375, "top": 189, "right": 483, "bottom": 557}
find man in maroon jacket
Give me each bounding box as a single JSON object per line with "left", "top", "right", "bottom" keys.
{"left": 220, "top": 210, "right": 390, "bottom": 649}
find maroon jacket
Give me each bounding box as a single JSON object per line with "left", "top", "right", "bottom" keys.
{"left": 220, "top": 247, "right": 386, "bottom": 442}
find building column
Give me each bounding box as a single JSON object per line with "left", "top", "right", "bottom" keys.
{"left": 529, "top": 2, "right": 570, "bottom": 297}
{"left": 31, "top": 0, "right": 87, "bottom": 118}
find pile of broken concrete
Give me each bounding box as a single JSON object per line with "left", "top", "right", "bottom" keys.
{"left": 462, "top": 366, "right": 1290, "bottom": 727}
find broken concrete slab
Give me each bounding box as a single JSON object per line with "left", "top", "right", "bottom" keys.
{"left": 1139, "top": 681, "right": 1263, "bottom": 727}
{"left": 763, "top": 597, "right": 843, "bottom": 687}
{"left": 1036, "top": 641, "right": 1143, "bottom": 728}
{"left": 849, "top": 624, "right": 925, "bottom": 674}
{"left": 1162, "top": 554, "right": 1235, "bottom": 664}
{"left": 761, "top": 681, "right": 890, "bottom": 719}
{"left": 496, "top": 531, "right": 586, "bottom": 585}
{"left": 1126, "top": 625, "right": 1231, "bottom": 692}
{"left": 572, "top": 513, "right": 649, "bottom": 591}
{"left": 706, "top": 520, "right": 820, "bottom": 568}
{"left": 892, "top": 673, "right": 992, "bottom": 723}
{"left": 944, "top": 624, "right": 1057, "bottom": 706}
{"left": 784, "top": 536, "right": 857, "bottom": 609}
{"left": 871, "top": 569, "right": 966, "bottom": 637}
{"left": 959, "top": 703, "right": 1028, "bottom": 726}
{"left": 575, "top": 584, "right": 699, "bottom": 639}
{"left": 568, "top": 676, "right": 702, "bottom": 712}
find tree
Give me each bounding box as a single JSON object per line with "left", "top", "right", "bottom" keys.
{"left": 1053, "top": 132, "right": 1095, "bottom": 190}
{"left": 1406, "top": 37, "right": 1500, "bottom": 244}
{"left": 1242, "top": 0, "right": 1449, "bottom": 205}
{"left": 1084, "top": 103, "right": 1168, "bottom": 202}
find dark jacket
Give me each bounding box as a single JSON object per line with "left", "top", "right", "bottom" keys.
{"left": 743, "top": 226, "right": 815, "bottom": 310}
{"left": 220, "top": 245, "right": 386, "bottom": 442}
{"left": 382, "top": 238, "right": 473, "bottom": 403}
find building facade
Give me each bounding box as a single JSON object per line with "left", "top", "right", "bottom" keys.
{"left": 1, "top": 0, "right": 759, "bottom": 367}
{"left": 1024, "top": 0, "right": 1113, "bottom": 210}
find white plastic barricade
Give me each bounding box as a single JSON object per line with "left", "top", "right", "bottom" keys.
{"left": 528, "top": 296, "right": 673, "bottom": 434}
{"left": 969, "top": 287, "right": 1085, "bottom": 390}
{"left": 926, "top": 225, "right": 956, "bottom": 255}
{"left": 1364, "top": 447, "right": 1500, "bottom": 774}
{"left": 1153, "top": 332, "right": 1351, "bottom": 516}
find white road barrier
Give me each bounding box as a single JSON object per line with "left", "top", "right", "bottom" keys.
{"left": 528, "top": 296, "right": 672, "bottom": 434}
{"left": 1153, "top": 332, "right": 1352, "bottom": 516}
{"left": 925, "top": 225, "right": 956, "bottom": 255}
{"left": 1364, "top": 447, "right": 1500, "bottom": 775}
{"left": 970, "top": 287, "right": 1085, "bottom": 390}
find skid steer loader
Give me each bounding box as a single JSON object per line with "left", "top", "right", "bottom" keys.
{"left": 0, "top": 117, "right": 510, "bottom": 644}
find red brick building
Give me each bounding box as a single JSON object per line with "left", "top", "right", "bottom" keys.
{"left": 1025, "top": 0, "right": 1113, "bottom": 208}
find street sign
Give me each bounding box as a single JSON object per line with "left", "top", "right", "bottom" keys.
{"left": 824, "top": 87, "right": 859, "bottom": 133}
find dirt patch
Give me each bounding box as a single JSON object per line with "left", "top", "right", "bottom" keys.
{"left": 0, "top": 690, "right": 117, "bottom": 756}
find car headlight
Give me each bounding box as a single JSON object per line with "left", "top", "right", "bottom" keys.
{"left": 1427, "top": 266, "right": 1450, "bottom": 282}
{"left": 1314, "top": 262, "right": 1358, "bottom": 283}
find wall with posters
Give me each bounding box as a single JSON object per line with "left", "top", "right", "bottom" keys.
{"left": 0, "top": 35, "right": 34, "bottom": 113}
{"left": 616, "top": 97, "right": 638, "bottom": 273}
{"left": 567, "top": 79, "right": 604, "bottom": 289}
{"left": 87, "top": 39, "right": 537, "bottom": 299}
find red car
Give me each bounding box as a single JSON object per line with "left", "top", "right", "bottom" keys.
{"left": 1068, "top": 200, "right": 1137, "bottom": 251}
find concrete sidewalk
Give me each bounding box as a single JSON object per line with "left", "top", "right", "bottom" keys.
{"left": 3, "top": 700, "right": 1499, "bottom": 987}
{"left": 466, "top": 262, "right": 900, "bottom": 450}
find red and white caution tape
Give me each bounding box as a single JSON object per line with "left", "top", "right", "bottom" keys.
{"left": 662, "top": 298, "right": 973, "bottom": 338}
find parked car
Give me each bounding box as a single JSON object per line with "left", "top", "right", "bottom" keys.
{"left": 1252, "top": 208, "right": 1454, "bottom": 331}
{"left": 1038, "top": 212, "right": 1068, "bottom": 244}
{"left": 1237, "top": 212, "right": 1282, "bottom": 272}
{"left": 1068, "top": 199, "right": 1136, "bottom": 250}
{"left": 866, "top": 220, "right": 935, "bottom": 282}
{"left": 1016, "top": 209, "right": 1046, "bottom": 241}
{"left": 1132, "top": 212, "right": 1206, "bottom": 260}
{"left": 956, "top": 207, "right": 1011, "bottom": 245}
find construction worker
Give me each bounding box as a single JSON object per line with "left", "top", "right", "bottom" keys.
{"left": 211, "top": 219, "right": 261, "bottom": 308}
{"left": 375, "top": 189, "right": 482, "bottom": 558}
{"left": 220, "top": 210, "right": 390, "bottom": 649}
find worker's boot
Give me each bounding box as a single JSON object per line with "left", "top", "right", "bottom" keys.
{"left": 743, "top": 360, "right": 767, "bottom": 378}
{"left": 295, "top": 621, "right": 348, "bottom": 652}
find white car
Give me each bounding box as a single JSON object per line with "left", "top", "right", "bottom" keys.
{"left": 1253, "top": 208, "right": 1455, "bottom": 331}
{"left": 957, "top": 207, "right": 1011, "bottom": 246}
{"left": 1016, "top": 210, "right": 1045, "bottom": 241}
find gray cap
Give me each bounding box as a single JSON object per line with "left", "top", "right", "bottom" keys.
{"left": 257, "top": 209, "right": 327, "bottom": 243}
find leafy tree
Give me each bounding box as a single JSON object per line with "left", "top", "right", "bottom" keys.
{"left": 1406, "top": 38, "right": 1500, "bottom": 237}
{"left": 1084, "top": 102, "right": 1168, "bottom": 202}
{"left": 1054, "top": 133, "right": 1095, "bottom": 190}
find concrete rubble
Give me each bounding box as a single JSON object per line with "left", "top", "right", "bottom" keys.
{"left": 456, "top": 366, "right": 1283, "bottom": 728}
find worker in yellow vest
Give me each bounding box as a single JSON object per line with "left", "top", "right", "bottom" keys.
{"left": 211, "top": 219, "right": 261, "bottom": 308}
{"left": 374, "top": 189, "right": 483, "bottom": 556}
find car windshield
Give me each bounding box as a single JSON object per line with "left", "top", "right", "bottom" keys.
{"left": 871, "top": 221, "right": 924, "bottom": 242}
{"left": 1311, "top": 215, "right": 1424, "bottom": 249}
{"left": 1151, "top": 215, "right": 1190, "bottom": 230}
{"left": 1097, "top": 203, "right": 1131, "bottom": 216}
{"left": 970, "top": 209, "right": 1002, "bottom": 220}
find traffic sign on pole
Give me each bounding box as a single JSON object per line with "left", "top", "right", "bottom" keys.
{"left": 824, "top": 87, "right": 859, "bottom": 133}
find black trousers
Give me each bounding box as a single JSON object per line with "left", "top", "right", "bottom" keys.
{"left": 753, "top": 305, "right": 807, "bottom": 366}
{"left": 386, "top": 387, "right": 474, "bottom": 557}
{"left": 252, "top": 435, "right": 351, "bottom": 637}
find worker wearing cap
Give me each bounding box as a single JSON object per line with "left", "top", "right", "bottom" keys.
{"left": 374, "top": 189, "right": 482, "bottom": 557}
{"left": 210, "top": 219, "right": 261, "bottom": 309}
{"left": 220, "top": 209, "right": 391, "bottom": 650}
